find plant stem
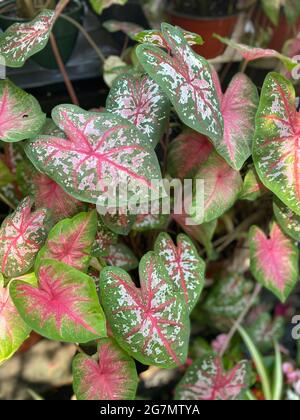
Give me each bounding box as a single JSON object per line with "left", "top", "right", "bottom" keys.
{"left": 0, "top": 192, "right": 16, "bottom": 210}
{"left": 273, "top": 341, "right": 283, "bottom": 401}
{"left": 60, "top": 14, "right": 106, "bottom": 63}
{"left": 246, "top": 390, "right": 257, "bottom": 401}
{"left": 54, "top": 0, "right": 70, "bottom": 20}
{"left": 49, "top": 33, "right": 79, "bottom": 105}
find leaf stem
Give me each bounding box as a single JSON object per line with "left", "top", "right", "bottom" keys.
{"left": 0, "top": 191, "right": 16, "bottom": 210}
{"left": 54, "top": 0, "right": 70, "bottom": 20}
{"left": 273, "top": 341, "right": 283, "bottom": 400}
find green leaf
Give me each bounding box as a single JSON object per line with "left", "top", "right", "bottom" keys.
{"left": 101, "top": 212, "right": 135, "bottom": 236}
{"left": 273, "top": 198, "right": 300, "bottom": 242}
{"left": 247, "top": 313, "right": 285, "bottom": 352}
{"left": 89, "top": 0, "right": 128, "bottom": 15}
{"left": 0, "top": 160, "right": 14, "bottom": 187}
{"left": 261, "top": 0, "right": 281, "bottom": 25}
{"left": 239, "top": 168, "right": 267, "bottom": 201}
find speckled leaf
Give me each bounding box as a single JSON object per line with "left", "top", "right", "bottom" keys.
{"left": 253, "top": 73, "right": 300, "bottom": 215}
{"left": 155, "top": 233, "right": 205, "bottom": 312}
{"left": 72, "top": 337, "right": 138, "bottom": 400}
{"left": 212, "top": 72, "right": 259, "bottom": 170}
{"left": 10, "top": 260, "right": 106, "bottom": 343}
{"left": 168, "top": 129, "right": 213, "bottom": 180}
{"left": 106, "top": 72, "right": 170, "bottom": 146}
{"left": 89, "top": 0, "right": 128, "bottom": 15}
{"left": 192, "top": 151, "right": 243, "bottom": 223}
{"left": 101, "top": 212, "right": 135, "bottom": 236}
{"left": 133, "top": 212, "right": 169, "bottom": 232}
{"left": 0, "top": 80, "right": 45, "bottom": 142}
{"left": 92, "top": 218, "right": 118, "bottom": 257}
{"left": 0, "top": 10, "right": 55, "bottom": 68}
{"left": 0, "top": 275, "right": 32, "bottom": 365}
{"left": 103, "top": 20, "right": 143, "bottom": 38}
{"left": 175, "top": 356, "right": 250, "bottom": 400}
{"left": 274, "top": 198, "right": 300, "bottom": 242}
{"left": 134, "top": 29, "right": 204, "bottom": 48}
{"left": 137, "top": 24, "right": 223, "bottom": 143}
{"left": 247, "top": 313, "right": 284, "bottom": 352}
{"left": 0, "top": 197, "right": 50, "bottom": 278}
{"left": 103, "top": 243, "right": 138, "bottom": 271}
{"left": 249, "top": 223, "right": 299, "bottom": 302}
{"left": 100, "top": 252, "right": 190, "bottom": 368}
{"left": 36, "top": 211, "right": 97, "bottom": 272}
{"left": 239, "top": 168, "right": 268, "bottom": 201}
{"left": 25, "top": 105, "right": 162, "bottom": 206}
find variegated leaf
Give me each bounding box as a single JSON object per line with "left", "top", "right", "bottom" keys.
{"left": 133, "top": 212, "right": 169, "bottom": 232}
{"left": 100, "top": 252, "right": 190, "bottom": 368}
{"left": 103, "top": 243, "right": 138, "bottom": 271}
{"left": 92, "top": 218, "right": 118, "bottom": 257}
{"left": 253, "top": 73, "right": 300, "bottom": 215}
{"left": 89, "top": 0, "right": 128, "bottom": 15}
{"left": 0, "top": 80, "right": 45, "bottom": 143}
{"left": 239, "top": 168, "right": 268, "bottom": 201}
{"left": 212, "top": 71, "right": 259, "bottom": 170}
{"left": 10, "top": 260, "right": 107, "bottom": 343}
{"left": 175, "top": 356, "right": 250, "bottom": 400}
{"left": 192, "top": 151, "right": 243, "bottom": 223}
{"left": 106, "top": 72, "right": 170, "bottom": 147}
{"left": 0, "top": 197, "right": 50, "bottom": 278}
{"left": 247, "top": 313, "right": 284, "bottom": 352}
{"left": 103, "top": 20, "right": 143, "bottom": 39}
{"left": 36, "top": 211, "right": 97, "bottom": 272}
{"left": 24, "top": 105, "right": 163, "bottom": 206}
{"left": 249, "top": 223, "right": 299, "bottom": 302}
{"left": 137, "top": 24, "right": 223, "bottom": 144}
{"left": 167, "top": 129, "right": 213, "bottom": 180}
{"left": 101, "top": 212, "right": 135, "bottom": 236}
{"left": 134, "top": 29, "right": 204, "bottom": 48}
{"left": 72, "top": 337, "right": 138, "bottom": 400}
{"left": 154, "top": 233, "right": 205, "bottom": 312}
{"left": 274, "top": 198, "right": 300, "bottom": 242}
{"left": 0, "top": 10, "right": 55, "bottom": 68}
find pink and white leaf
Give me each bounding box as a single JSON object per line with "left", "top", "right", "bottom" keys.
{"left": 103, "top": 243, "right": 138, "bottom": 271}
{"left": 134, "top": 29, "right": 204, "bottom": 48}
{"left": 92, "top": 218, "right": 118, "bottom": 257}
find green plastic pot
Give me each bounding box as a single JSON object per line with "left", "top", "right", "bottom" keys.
{"left": 0, "top": 0, "right": 83, "bottom": 69}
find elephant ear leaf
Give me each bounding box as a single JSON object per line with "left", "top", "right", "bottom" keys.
{"left": 0, "top": 80, "right": 46, "bottom": 143}
{"left": 249, "top": 223, "right": 299, "bottom": 302}
{"left": 175, "top": 356, "right": 250, "bottom": 400}
{"left": 25, "top": 105, "right": 162, "bottom": 206}
{"left": 253, "top": 73, "right": 300, "bottom": 216}
{"left": 273, "top": 198, "right": 300, "bottom": 242}
{"left": 100, "top": 252, "right": 190, "bottom": 368}
{"left": 0, "top": 10, "right": 55, "bottom": 68}
{"left": 103, "top": 243, "right": 138, "bottom": 271}
{"left": 106, "top": 72, "right": 170, "bottom": 147}
{"left": 155, "top": 233, "right": 205, "bottom": 312}
{"left": 137, "top": 23, "right": 223, "bottom": 143}
{"left": 36, "top": 211, "right": 97, "bottom": 272}
{"left": 72, "top": 338, "right": 138, "bottom": 400}
{"left": 0, "top": 197, "right": 50, "bottom": 278}
{"left": 10, "top": 260, "right": 107, "bottom": 343}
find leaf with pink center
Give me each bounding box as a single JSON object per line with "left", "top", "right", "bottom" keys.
{"left": 239, "top": 168, "right": 268, "bottom": 201}
{"left": 175, "top": 356, "right": 250, "bottom": 400}
{"left": 10, "top": 260, "right": 107, "bottom": 343}
{"left": 72, "top": 337, "right": 138, "bottom": 400}
{"left": 137, "top": 23, "right": 223, "bottom": 144}
{"left": 103, "top": 20, "right": 144, "bottom": 39}
{"left": 273, "top": 198, "right": 300, "bottom": 242}
{"left": 106, "top": 71, "right": 170, "bottom": 146}
{"left": 0, "top": 10, "right": 55, "bottom": 68}
{"left": 253, "top": 73, "right": 300, "bottom": 216}
{"left": 0, "top": 275, "right": 32, "bottom": 365}
{"left": 167, "top": 129, "right": 213, "bottom": 180}
{"left": 155, "top": 233, "right": 205, "bottom": 312}
{"left": 36, "top": 211, "right": 97, "bottom": 272}
{"left": 0, "top": 197, "right": 51, "bottom": 278}
{"left": 191, "top": 151, "right": 243, "bottom": 224}
{"left": 24, "top": 105, "right": 163, "bottom": 206}
{"left": 101, "top": 212, "right": 135, "bottom": 236}
{"left": 212, "top": 71, "right": 259, "bottom": 170}
{"left": 134, "top": 28, "right": 204, "bottom": 48}
{"left": 100, "top": 252, "right": 190, "bottom": 368}
{"left": 249, "top": 222, "right": 299, "bottom": 302}
{"left": 0, "top": 80, "right": 46, "bottom": 143}
{"left": 103, "top": 243, "right": 138, "bottom": 271}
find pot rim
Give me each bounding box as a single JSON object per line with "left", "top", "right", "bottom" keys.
{"left": 0, "top": 0, "right": 83, "bottom": 22}
{"left": 166, "top": 5, "right": 242, "bottom": 22}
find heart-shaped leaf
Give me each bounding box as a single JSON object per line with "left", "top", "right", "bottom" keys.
{"left": 103, "top": 243, "right": 138, "bottom": 271}
{"left": 273, "top": 198, "right": 300, "bottom": 242}
{"left": 249, "top": 222, "right": 299, "bottom": 302}
{"left": 192, "top": 151, "right": 243, "bottom": 223}
{"left": 168, "top": 129, "right": 213, "bottom": 180}
{"left": 212, "top": 72, "right": 259, "bottom": 170}
{"left": 0, "top": 197, "right": 50, "bottom": 278}
{"left": 25, "top": 105, "right": 163, "bottom": 206}
{"left": 103, "top": 20, "right": 143, "bottom": 38}
{"left": 0, "top": 10, "right": 55, "bottom": 68}
{"left": 137, "top": 24, "right": 223, "bottom": 144}
{"left": 72, "top": 337, "right": 138, "bottom": 400}
{"left": 106, "top": 72, "right": 170, "bottom": 146}
{"left": 0, "top": 275, "right": 32, "bottom": 365}
{"left": 100, "top": 252, "right": 190, "bottom": 368}
{"left": 101, "top": 212, "right": 135, "bottom": 236}
{"left": 34, "top": 174, "right": 83, "bottom": 224}
{"left": 247, "top": 313, "right": 284, "bottom": 352}
{"left": 175, "top": 356, "right": 250, "bottom": 400}
{"left": 36, "top": 211, "right": 97, "bottom": 272}
{"left": 154, "top": 233, "right": 205, "bottom": 312}
{"left": 10, "top": 260, "right": 107, "bottom": 343}
{"left": 253, "top": 73, "right": 300, "bottom": 216}
{"left": 0, "top": 80, "right": 45, "bottom": 143}
{"left": 134, "top": 29, "right": 204, "bottom": 48}
{"left": 239, "top": 168, "right": 268, "bottom": 201}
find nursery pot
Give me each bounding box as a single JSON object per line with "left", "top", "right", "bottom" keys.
{"left": 0, "top": 0, "right": 83, "bottom": 70}
{"left": 167, "top": 6, "right": 239, "bottom": 59}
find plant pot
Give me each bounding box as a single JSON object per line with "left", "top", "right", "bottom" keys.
{"left": 0, "top": 0, "right": 83, "bottom": 69}
{"left": 166, "top": 7, "right": 239, "bottom": 59}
